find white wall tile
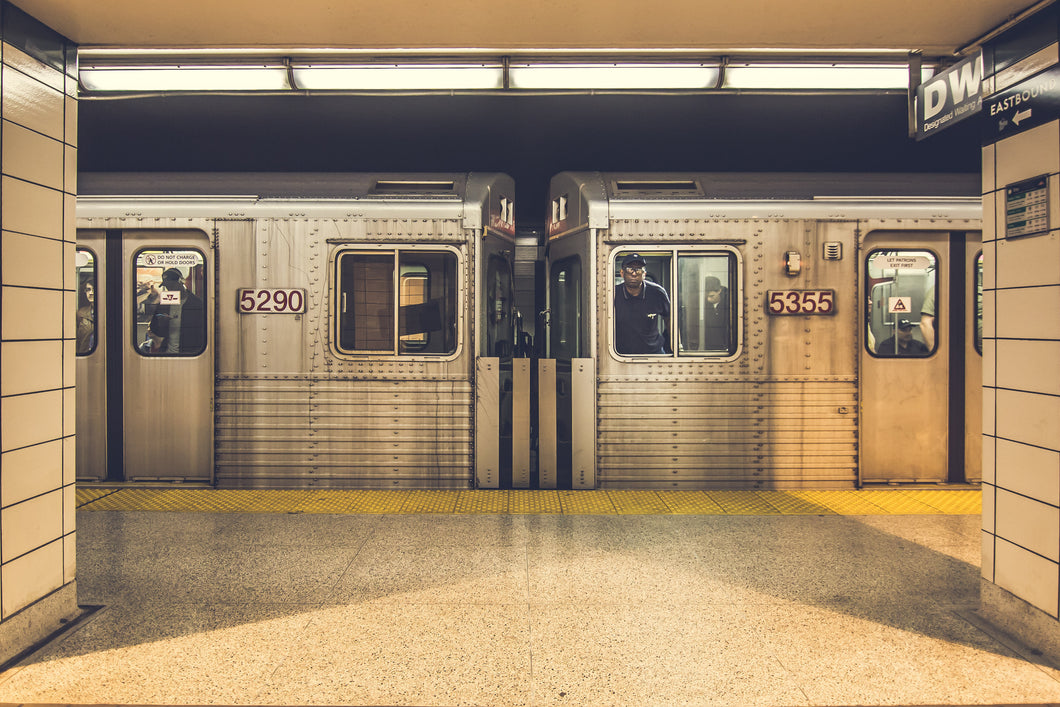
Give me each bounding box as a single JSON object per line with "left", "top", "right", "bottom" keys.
{"left": 0, "top": 539, "right": 63, "bottom": 618}
{"left": 982, "top": 143, "right": 995, "bottom": 194}
{"left": 62, "top": 435, "right": 75, "bottom": 486}
{"left": 982, "top": 237, "right": 995, "bottom": 290}
{"left": 62, "top": 485, "right": 74, "bottom": 535}
{"left": 996, "top": 285, "right": 1060, "bottom": 340}
{"left": 983, "top": 482, "right": 996, "bottom": 533}
{"left": 2, "top": 44, "right": 64, "bottom": 93}
{"left": 63, "top": 144, "right": 76, "bottom": 194}
{"left": 1, "top": 231, "right": 62, "bottom": 289}
{"left": 63, "top": 386, "right": 74, "bottom": 436}
{"left": 983, "top": 191, "right": 998, "bottom": 243}
{"left": 63, "top": 532, "right": 75, "bottom": 583}
{"left": 63, "top": 339, "right": 75, "bottom": 385}
{"left": 996, "top": 232, "right": 1060, "bottom": 289}
{"left": 1, "top": 286, "right": 62, "bottom": 340}
{"left": 63, "top": 95, "right": 76, "bottom": 148}
{"left": 983, "top": 434, "right": 996, "bottom": 485}
{"left": 1, "top": 440, "right": 62, "bottom": 507}
{"left": 983, "top": 338, "right": 995, "bottom": 388}
{"left": 62, "top": 289, "right": 75, "bottom": 340}
{"left": 1, "top": 66, "right": 63, "bottom": 141}
{"left": 995, "top": 537, "right": 1060, "bottom": 617}
{"left": 1, "top": 120, "right": 63, "bottom": 190}
{"left": 1, "top": 490, "right": 62, "bottom": 562}
{"left": 984, "top": 387, "right": 995, "bottom": 437}
{"left": 0, "top": 340, "right": 62, "bottom": 396}
{"left": 996, "top": 489, "right": 1060, "bottom": 561}
{"left": 996, "top": 389, "right": 1060, "bottom": 450}
{"left": 996, "top": 438, "right": 1060, "bottom": 505}
{"left": 1, "top": 390, "right": 62, "bottom": 452}
{"left": 983, "top": 289, "right": 996, "bottom": 339}
{"left": 63, "top": 193, "right": 76, "bottom": 243}
{"left": 996, "top": 339, "right": 1060, "bottom": 395}
{"left": 996, "top": 120, "right": 1060, "bottom": 188}
{"left": 981, "top": 530, "right": 995, "bottom": 580}
{"left": 1, "top": 177, "right": 63, "bottom": 239}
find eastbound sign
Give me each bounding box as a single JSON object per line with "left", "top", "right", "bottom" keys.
{"left": 985, "top": 64, "right": 1060, "bottom": 140}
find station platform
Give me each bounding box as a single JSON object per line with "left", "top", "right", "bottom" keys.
{"left": 3, "top": 486, "right": 1060, "bottom": 706}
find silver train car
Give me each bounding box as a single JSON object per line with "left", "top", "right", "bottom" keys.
{"left": 75, "top": 173, "right": 520, "bottom": 487}
{"left": 75, "top": 171, "right": 983, "bottom": 490}
{"left": 540, "top": 172, "right": 983, "bottom": 488}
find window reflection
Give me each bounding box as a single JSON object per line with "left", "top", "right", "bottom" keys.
{"left": 75, "top": 248, "right": 96, "bottom": 355}
{"left": 134, "top": 249, "right": 207, "bottom": 356}
{"left": 865, "top": 250, "right": 935, "bottom": 357}
{"left": 337, "top": 249, "right": 457, "bottom": 356}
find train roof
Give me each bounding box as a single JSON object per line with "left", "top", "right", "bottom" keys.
{"left": 76, "top": 172, "right": 516, "bottom": 234}
{"left": 547, "top": 172, "right": 983, "bottom": 236}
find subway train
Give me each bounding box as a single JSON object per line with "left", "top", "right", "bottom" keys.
{"left": 75, "top": 171, "right": 983, "bottom": 490}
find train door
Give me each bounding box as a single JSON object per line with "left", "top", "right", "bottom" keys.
{"left": 76, "top": 229, "right": 213, "bottom": 482}
{"left": 475, "top": 233, "right": 527, "bottom": 488}
{"left": 538, "top": 230, "right": 596, "bottom": 489}
{"left": 860, "top": 231, "right": 981, "bottom": 484}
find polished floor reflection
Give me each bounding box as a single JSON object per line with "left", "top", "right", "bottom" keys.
{"left": 1, "top": 509, "right": 1058, "bottom": 706}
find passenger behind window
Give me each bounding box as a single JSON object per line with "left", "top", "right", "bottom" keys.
{"left": 144, "top": 268, "right": 205, "bottom": 354}
{"left": 138, "top": 312, "right": 171, "bottom": 355}
{"left": 876, "top": 319, "right": 929, "bottom": 356}
{"left": 614, "top": 252, "right": 671, "bottom": 355}
{"left": 703, "top": 276, "right": 729, "bottom": 351}
{"left": 76, "top": 278, "right": 95, "bottom": 354}
{"left": 920, "top": 285, "right": 936, "bottom": 350}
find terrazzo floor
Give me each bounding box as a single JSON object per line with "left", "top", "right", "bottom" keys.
{"left": 2, "top": 509, "right": 1059, "bottom": 706}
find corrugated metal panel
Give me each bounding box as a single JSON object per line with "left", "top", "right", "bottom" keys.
{"left": 597, "top": 379, "right": 857, "bottom": 488}
{"left": 215, "top": 377, "right": 473, "bottom": 488}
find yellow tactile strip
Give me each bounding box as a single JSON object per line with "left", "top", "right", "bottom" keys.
{"left": 76, "top": 487, "right": 982, "bottom": 516}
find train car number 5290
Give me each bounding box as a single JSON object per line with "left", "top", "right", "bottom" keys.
{"left": 238, "top": 288, "right": 306, "bottom": 313}
{"left": 766, "top": 290, "right": 835, "bottom": 315}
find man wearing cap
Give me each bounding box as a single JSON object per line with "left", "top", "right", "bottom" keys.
{"left": 614, "top": 253, "right": 671, "bottom": 355}
{"left": 876, "top": 319, "right": 929, "bottom": 356}
{"left": 144, "top": 268, "right": 205, "bottom": 354}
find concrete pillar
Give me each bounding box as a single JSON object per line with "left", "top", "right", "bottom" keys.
{"left": 0, "top": 2, "right": 79, "bottom": 665}
{"left": 980, "top": 4, "right": 1060, "bottom": 663}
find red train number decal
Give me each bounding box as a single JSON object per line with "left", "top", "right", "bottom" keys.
{"left": 766, "top": 290, "right": 835, "bottom": 315}
{"left": 238, "top": 288, "right": 306, "bottom": 314}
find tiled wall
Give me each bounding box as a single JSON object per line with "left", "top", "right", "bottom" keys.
{"left": 981, "top": 118, "right": 1060, "bottom": 618}
{"left": 0, "top": 3, "right": 78, "bottom": 660}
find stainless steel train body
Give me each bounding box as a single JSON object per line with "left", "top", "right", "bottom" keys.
{"left": 75, "top": 173, "right": 518, "bottom": 487}
{"left": 541, "top": 172, "right": 983, "bottom": 488}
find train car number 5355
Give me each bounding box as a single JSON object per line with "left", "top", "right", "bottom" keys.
{"left": 238, "top": 288, "right": 306, "bottom": 314}
{"left": 766, "top": 289, "right": 835, "bottom": 315}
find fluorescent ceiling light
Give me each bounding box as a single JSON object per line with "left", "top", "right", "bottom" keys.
{"left": 79, "top": 65, "right": 290, "bottom": 91}
{"left": 723, "top": 63, "right": 933, "bottom": 90}
{"left": 509, "top": 63, "right": 720, "bottom": 89}
{"left": 291, "top": 64, "right": 504, "bottom": 90}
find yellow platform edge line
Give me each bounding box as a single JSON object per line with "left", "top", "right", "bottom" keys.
{"left": 75, "top": 487, "right": 982, "bottom": 516}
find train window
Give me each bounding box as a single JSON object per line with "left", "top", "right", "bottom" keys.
{"left": 549, "top": 256, "right": 582, "bottom": 359}
{"left": 336, "top": 249, "right": 457, "bottom": 356}
{"left": 612, "top": 249, "right": 738, "bottom": 358}
{"left": 133, "top": 249, "right": 207, "bottom": 356}
{"left": 485, "top": 255, "right": 514, "bottom": 357}
{"left": 75, "top": 248, "right": 97, "bottom": 355}
{"left": 975, "top": 251, "right": 983, "bottom": 354}
{"left": 865, "top": 249, "right": 936, "bottom": 358}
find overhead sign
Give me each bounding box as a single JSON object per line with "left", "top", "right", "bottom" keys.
{"left": 985, "top": 64, "right": 1060, "bottom": 141}
{"left": 875, "top": 254, "right": 930, "bottom": 270}
{"left": 916, "top": 53, "right": 983, "bottom": 141}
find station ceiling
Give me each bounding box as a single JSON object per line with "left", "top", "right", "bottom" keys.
{"left": 10, "top": 0, "right": 1040, "bottom": 56}
{"left": 14, "top": 0, "right": 1043, "bottom": 226}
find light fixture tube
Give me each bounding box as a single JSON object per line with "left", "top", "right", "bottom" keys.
{"left": 79, "top": 65, "right": 291, "bottom": 91}
{"left": 723, "top": 63, "right": 934, "bottom": 90}
{"left": 508, "top": 63, "right": 720, "bottom": 90}
{"left": 291, "top": 64, "right": 505, "bottom": 90}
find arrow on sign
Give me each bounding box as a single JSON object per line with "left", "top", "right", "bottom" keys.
{"left": 1013, "top": 108, "right": 1032, "bottom": 126}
